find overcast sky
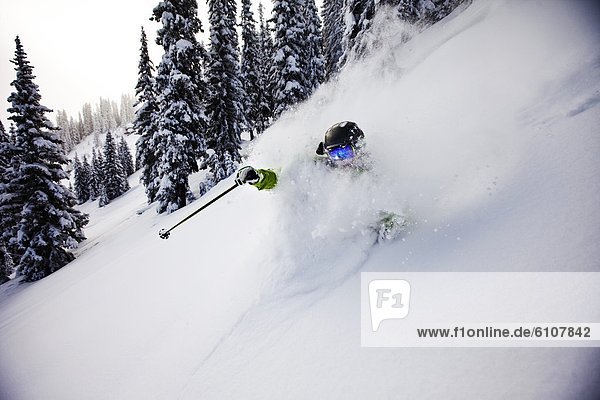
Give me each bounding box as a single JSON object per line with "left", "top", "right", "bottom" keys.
{"left": 0, "top": 0, "right": 266, "bottom": 126}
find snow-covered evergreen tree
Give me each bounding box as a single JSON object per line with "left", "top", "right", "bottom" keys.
{"left": 258, "top": 4, "right": 275, "bottom": 66}
{"left": 340, "top": 0, "right": 467, "bottom": 68}
{"left": 271, "top": 0, "right": 311, "bottom": 117}
{"left": 205, "top": 0, "right": 246, "bottom": 185}
{"left": 98, "top": 186, "right": 109, "bottom": 207}
{"left": 304, "top": 0, "right": 326, "bottom": 91}
{"left": 0, "top": 238, "right": 14, "bottom": 283}
{"left": 112, "top": 101, "right": 122, "bottom": 127}
{"left": 0, "top": 37, "right": 88, "bottom": 282}
{"left": 152, "top": 0, "right": 209, "bottom": 213}
{"left": 240, "top": 0, "right": 261, "bottom": 140}
{"left": 134, "top": 27, "right": 160, "bottom": 204}
{"left": 91, "top": 148, "right": 104, "bottom": 200}
{"left": 120, "top": 94, "right": 135, "bottom": 125}
{"left": 77, "top": 113, "right": 85, "bottom": 141}
{"left": 0, "top": 119, "right": 11, "bottom": 175}
{"left": 99, "top": 98, "right": 117, "bottom": 131}
{"left": 72, "top": 155, "right": 91, "bottom": 204}
{"left": 92, "top": 105, "right": 102, "bottom": 136}
{"left": 393, "top": 0, "right": 420, "bottom": 23}
{"left": 82, "top": 155, "right": 97, "bottom": 201}
{"left": 0, "top": 119, "right": 19, "bottom": 264}
{"left": 0, "top": 122, "right": 11, "bottom": 275}
{"left": 416, "top": 0, "right": 466, "bottom": 24}
{"left": 69, "top": 115, "right": 79, "bottom": 144}
{"left": 93, "top": 147, "right": 109, "bottom": 208}
{"left": 322, "top": 0, "right": 344, "bottom": 78}
{"left": 56, "top": 110, "right": 74, "bottom": 151}
{"left": 339, "top": 0, "right": 376, "bottom": 67}
{"left": 82, "top": 103, "right": 94, "bottom": 135}
{"left": 118, "top": 136, "right": 135, "bottom": 176}
{"left": 102, "top": 131, "right": 130, "bottom": 202}
{"left": 256, "top": 3, "right": 275, "bottom": 132}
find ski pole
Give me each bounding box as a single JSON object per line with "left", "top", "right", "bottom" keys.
{"left": 159, "top": 182, "right": 240, "bottom": 239}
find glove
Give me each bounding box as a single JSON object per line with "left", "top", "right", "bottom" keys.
{"left": 235, "top": 166, "right": 261, "bottom": 185}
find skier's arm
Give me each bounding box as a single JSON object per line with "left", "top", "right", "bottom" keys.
{"left": 253, "top": 169, "right": 278, "bottom": 190}
{"left": 235, "top": 166, "right": 278, "bottom": 190}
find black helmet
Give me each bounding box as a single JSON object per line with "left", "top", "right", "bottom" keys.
{"left": 316, "top": 121, "right": 364, "bottom": 155}
{"left": 324, "top": 121, "right": 364, "bottom": 148}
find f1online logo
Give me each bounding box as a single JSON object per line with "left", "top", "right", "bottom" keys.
{"left": 369, "top": 280, "right": 411, "bottom": 331}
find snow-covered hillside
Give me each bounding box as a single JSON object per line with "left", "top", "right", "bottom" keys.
{"left": 1, "top": 0, "right": 599, "bottom": 399}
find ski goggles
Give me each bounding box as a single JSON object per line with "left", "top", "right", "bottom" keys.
{"left": 326, "top": 143, "right": 355, "bottom": 161}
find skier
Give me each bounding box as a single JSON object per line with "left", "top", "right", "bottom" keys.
{"left": 235, "top": 121, "right": 408, "bottom": 241}
{"left": 235, "top": 121, "right": 366, "bottom": 187}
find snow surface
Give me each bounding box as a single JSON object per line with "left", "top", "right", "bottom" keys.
{"left": 1, "top": 0, "right": 600, "bottom": 399}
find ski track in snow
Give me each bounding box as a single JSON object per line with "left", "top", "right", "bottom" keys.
{"left": 180, "top": 222, "right": 383, "bottom": 397}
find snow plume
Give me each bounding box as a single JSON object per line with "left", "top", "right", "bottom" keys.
{"left": 250, "top": 0, "right": 596, "bottom": 238}
{"left": 257, "top": 159, "right": 401, "bottom": 299}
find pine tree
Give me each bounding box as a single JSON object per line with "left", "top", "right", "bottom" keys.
{"left": 0, "top": 37, "right": 88, "bottom": 282}
{"left": 82, "top": 155, "right": 97, "bottom": 201}
{"left": 0, "top": 119, "right": 13, "bottom": 176}
{"left": 205, "top": 0, "right": 247, "bottom": 185}
{"left": 418, "top": 0, "right": 466, "bottom": 24}
{"left": 111, "top": 100, "right": 122, "bottom": 127}
{"left": 72, "top": 155, "right": 91, "bottom": 204}
{"left": 256, "top": 3, "right": 275, "bottom": 132}
{"left": 77, "top": 113, "right": 85, "bottom": 142}
{"left": 93, "top": 147, "right": 109, "bottom": 207}
{"left": 395, "top": 0, "right": 420, "bottom": 24}
{"left": 240, "top": 0, "right": 261, "bottom": 140}
{"left": 68, "top": 115, "right": 77, "bottom": 143}
{"left": 0, "top": 238, "right": 14, "bottom": 284}
{"left": 98, "top": 98, "right": 117, "bottom": 131}
{"left": 339, "top": 0, "right": 376, "bottom": 67}
{"left": 258, "top": 3, "right": 275, "bottom": 60}
{"left": 304, "top": 0, "right": 326, "bottom": 92}
{"left": 152, "top": 0, "right": 210, "bottom": 213}
{"left": 82, "top": 103, "right": 94, "bottom": 135}
{"left": 321, "top": 0, "right": 344, "bottom": 78}
{"left": 118, "top": 136, "right": 135, "bottom": 176}
{"left": 92, "top": 106, "right": 102, "bottom": 145}
{"left": 134, "top": 27, "right": 160, "bottom": 204}
{"left": 271, "top": 0, "right": 311, "bottom": 117}
{"left": 120, "top": 93, "right": 135, "bottom": 125}
{"left": 0, "top": 119, "right": 19, "bottom": 267}
{"left": 339, "top": 0, "right": 467, "bottom": 69}
{"left": 102, "top": 131, "right": 130, "bottom": 202}
{"left": 56, "top": 110, "right": 74, "bottom": 152}
{"left": 98, "top": 186, "right": 109, "bottom": 207}
{"left": 91, "top": 148, "right": 104, "bottom": 200}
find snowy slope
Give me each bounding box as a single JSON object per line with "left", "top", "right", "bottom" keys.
{"left": 1, "top": 0, "right": 600, "bottom": 399}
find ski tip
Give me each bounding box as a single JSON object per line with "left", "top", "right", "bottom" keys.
{"left": 159, "top": 229, "right": 170, "bottom": 240}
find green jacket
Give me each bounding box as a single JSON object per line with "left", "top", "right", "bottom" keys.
{"left": 251, "top": 169, "right": 278, "bottom": 190}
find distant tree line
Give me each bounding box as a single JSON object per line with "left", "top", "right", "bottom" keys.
{"left": 71, "top": 132, "right": 134, "bottom": 207}
{"left": 55, "top": 94, "right": 135, "bottom": 153}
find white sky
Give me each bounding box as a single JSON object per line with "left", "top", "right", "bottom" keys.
{"left": 0, "top": 0, "right": 271, "bottom": 126}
